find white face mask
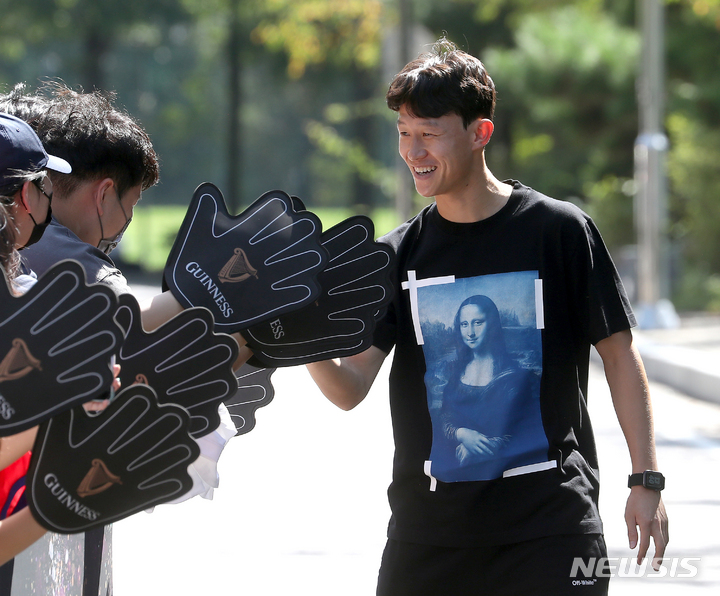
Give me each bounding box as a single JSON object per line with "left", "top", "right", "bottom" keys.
{"left": 96, "top": 193, "right": 132, "bottom": 255}
{"left": 97, "top": 214, "right": 132, "bottom": 255}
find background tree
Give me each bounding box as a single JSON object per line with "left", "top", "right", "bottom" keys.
{"left": 664, "top": 0, "right": 720, "bottom": 309}
{"left": 2, "top": 0, "right": 720, "bottom": 310}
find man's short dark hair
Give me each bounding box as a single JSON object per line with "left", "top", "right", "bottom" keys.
{"left": 0, "top": 83, "right": 49, "bottom": 128}
{"left": 386, "top": 37, "right": 496, "bottom": 128}
{"left": 34, "top": 82, "right": 159, "bottom": 200}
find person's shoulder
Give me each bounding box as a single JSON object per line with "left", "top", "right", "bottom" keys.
{"left": 96, "top": 266, "right": 131, "bottom": 295}
{"left": 26, "top": 218, "right": 130, "bottom": 292}
{"left": 510, "top": 180, "right": 587, "bottom": 218}
{"left": 35, "top": 218, "right": 85, "bottom": 251}
{"left": 46, "top": 217, "right": 75, "bottom": 238}
{"left": 510, "top": 181, "right": 589, "bottom": 223}
{"left": 45, "top": 220, "right": 112, "bottom": 264}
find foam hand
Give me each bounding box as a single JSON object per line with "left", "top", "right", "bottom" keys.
{"left": 163, "top": 183, "right": 328, "bottom": 333}
{"left": 0, "top": 260, "right": 121, "bottom": 435}
{"left": 27, "top": 384, "right": 199, "bottom": 534}
{"left": 114, "top": 294, "right": 239, "bottom": 438}
{"left": 223, "top": 362, "right": 276, "bottom": 436}
{"left": 243, "top": 216, "right": 395, "bottom": 366}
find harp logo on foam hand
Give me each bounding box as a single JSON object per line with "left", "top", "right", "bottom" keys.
{"left": 77, "top": 458, "right": 122, "bottom": 498}
{"left": 218, "top": 248, "right": 258, "bottom": 283}
{"left": 0, "top": 338, "right": 42, "bottom": 382}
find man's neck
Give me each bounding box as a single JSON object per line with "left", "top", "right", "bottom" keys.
{"left": 53, "top": 199, "right": 95, "bottom": 246}
{"left": 435, "top": 174, "right": 513, "bottom": 224}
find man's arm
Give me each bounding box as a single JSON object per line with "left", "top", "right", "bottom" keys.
{"left": 0, "top": 427, "right": 37, "bottom": 470}
{"left": 0, "top": 507, "right": 47, "bottom": 566}
{"left": 139, "top": 290, "right": 185, "bottom": 331}
{"left": 306, "top": 345, "right": 388, "bottom": 411}
{"left": 595, "top": 329, "right": 669, "bottom": 568}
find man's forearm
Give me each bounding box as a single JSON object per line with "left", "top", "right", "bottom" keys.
{"left": 597, "top": 330, "right": 658, "bottom": 471}
{"left": 0, "top": 508, "right": 47, "bottom": 566}
{"left": 306, "top": 346, "right": 387, "bottom": 411}
{"left": 0, "top": 427, "right": 37, "bottom": 470}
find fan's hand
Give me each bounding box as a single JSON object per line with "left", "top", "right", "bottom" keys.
{"left": 114, "top": 294, "right": 239, "bottom": 438}
{"left": 0, "top": 260, "right": 121, "bottom": 435}
{"left": 243, "top": 216, "right": 395, "bottom": 366}
{"left": 223, "top": 362, "right": 276, "bottom": 436}
{"left": 163, "top": 183, "right": 328, "bottom": 333}
{"left": 27, "top": 384, "right": 199, "bottom": 534}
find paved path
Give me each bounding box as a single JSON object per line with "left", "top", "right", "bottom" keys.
{"left": 113, "top": 359, "right": 720, "bottom": 595}
{"left": 116, "top": 282, "right": 720, "bottom": 594}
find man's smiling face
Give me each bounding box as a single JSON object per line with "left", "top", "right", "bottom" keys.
{"left": 396, "top": 105, "right": 477, "bottom": 200}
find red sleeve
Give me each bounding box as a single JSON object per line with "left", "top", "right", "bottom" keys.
{"left": 0, "top": 451, "right": 31, "bottom": 519}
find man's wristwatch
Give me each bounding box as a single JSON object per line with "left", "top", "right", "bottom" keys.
{"left": 628, "top": 470, "right": 665, "bottom": 491}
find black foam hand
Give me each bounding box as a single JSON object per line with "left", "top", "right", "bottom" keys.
{"left": 223, "top": 362, "right": 276, "bottom": 436}
{"left": 243, "top": 216, "right": 395, "bottom": 366}
{"left": 0, "top": 260, "right": 121, "bottom": 436}
{"left": 27, "top": 384, "right": 199, "bottom": 534}
{"left": 163, "top": 183, "right": 328, "bottom": 333}
{"left": 113, "top": 294, "right": 239, "bottom": 438}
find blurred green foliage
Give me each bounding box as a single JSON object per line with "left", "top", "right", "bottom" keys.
{"left": 118, "top": 204, "right": 400, "bottom": 273}
{"left": 2, "top": 0, "right": 720, "bottom": 309}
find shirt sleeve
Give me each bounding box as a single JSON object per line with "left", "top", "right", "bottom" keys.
{"left": 372, "top": 298, "right": 397, "bottom": 354}
{"left": 572, "top": 215, "right": 636, "bottom": 346}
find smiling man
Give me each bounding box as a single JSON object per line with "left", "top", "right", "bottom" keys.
{"left": 306, "top": 37, "right": 668, "bottom": 595}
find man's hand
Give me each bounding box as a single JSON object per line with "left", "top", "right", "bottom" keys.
{"left": 625, "top": 487, "right": 669, "bottom": 569}
{"left": 163, "top": 183, "right": 328, "bottom": 332}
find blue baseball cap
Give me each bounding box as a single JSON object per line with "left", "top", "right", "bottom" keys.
{"left": 0, "top": 112, "right": 71, "bottom": 190}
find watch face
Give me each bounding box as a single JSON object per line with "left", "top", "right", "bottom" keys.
{"left": 645, "top": 471, "right": 665, "bottom": 490}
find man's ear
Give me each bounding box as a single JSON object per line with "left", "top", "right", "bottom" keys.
{"left": 471, "top": 118, "right": 494, "bottom": 149}
{"left": 94, "top": 178, "right": 116, "bottom": 215}
{"left": 18, "top": 180, "right": 35, "bottom": 213}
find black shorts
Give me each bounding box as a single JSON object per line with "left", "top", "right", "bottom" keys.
{"left": 376, "top": 534, "right": 609, "bottom": 596}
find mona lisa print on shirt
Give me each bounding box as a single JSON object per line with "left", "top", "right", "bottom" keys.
{"left": 415, "top": 271, "right": 552, "bottom": 483}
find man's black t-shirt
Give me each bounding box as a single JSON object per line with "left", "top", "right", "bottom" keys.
{"left": 373, "top": 181, "right": 635, "bottom": 547}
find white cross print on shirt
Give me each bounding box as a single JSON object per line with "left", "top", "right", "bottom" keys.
{"left": 401, "top": 270, "right": 456, "bottom": 345}
{"left": 402, "top": 271, "right": 546, "bottom": 346}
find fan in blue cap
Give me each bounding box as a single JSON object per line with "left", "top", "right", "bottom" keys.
{"left": 0, "top": 112, "right": 71, "bottom": 180}
{"left": 0, "top": 112, "right": 71, "bottom": 249}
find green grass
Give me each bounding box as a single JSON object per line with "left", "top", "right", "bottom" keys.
{"left": 119, "top": 204, "right": 401, "bottom": 272}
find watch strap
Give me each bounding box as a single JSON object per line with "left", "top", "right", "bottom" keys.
{"left": 628, "top": 470, "right": 665, "bottom": 491}
{"left": 627, "top": 473, "right": 644, "bottom": 488}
